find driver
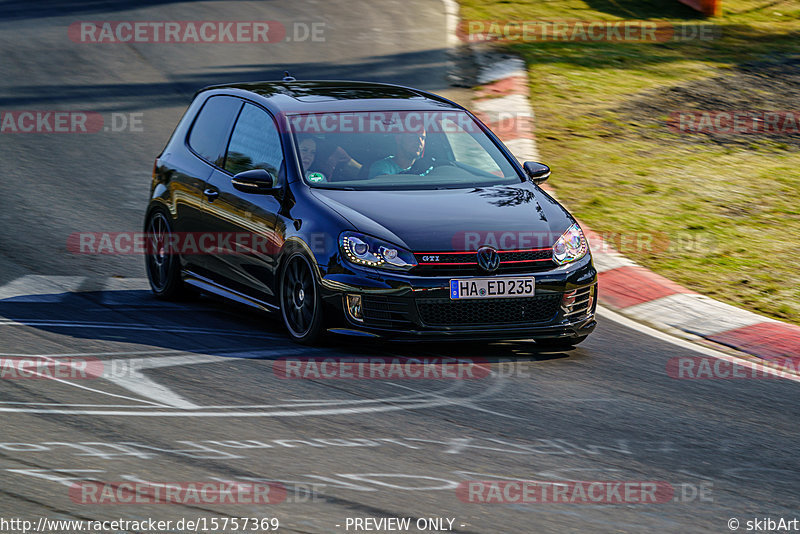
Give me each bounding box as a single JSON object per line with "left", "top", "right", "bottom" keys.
{"left": 368, "top": 129, "right": 434, "bottom": 178}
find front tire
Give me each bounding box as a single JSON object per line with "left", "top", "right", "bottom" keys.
{"left": 280, "top": 253, "right": 325, "bottom": 345}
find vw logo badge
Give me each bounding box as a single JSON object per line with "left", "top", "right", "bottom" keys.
{"left": 476, "top": 246, "right": 500, "bottom": 273}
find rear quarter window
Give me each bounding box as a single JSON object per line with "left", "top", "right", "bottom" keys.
{"left": 187, "top": 95, "right": 241, "bottom": 167}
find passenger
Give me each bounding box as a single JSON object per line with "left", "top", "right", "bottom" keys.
{"left": 298, "top": 136, "right": 361, "bottom": 182}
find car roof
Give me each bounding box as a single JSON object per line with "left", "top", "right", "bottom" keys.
{"left": 197, "top": 80, "right": 466, "bottom": 114}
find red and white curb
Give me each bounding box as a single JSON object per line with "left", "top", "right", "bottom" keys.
{"left": 472, "top": 59, "right": 800, "bottom": 361}
{"left": 471, "top": 57, "right": 539, "bottom": 163}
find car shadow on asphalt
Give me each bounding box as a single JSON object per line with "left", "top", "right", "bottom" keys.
{"left": 0, "top": 289, "right": 581, "bottom": 363}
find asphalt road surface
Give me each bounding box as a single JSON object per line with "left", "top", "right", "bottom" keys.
{"left": 0, "top": 2, "right": 798, "bottom": 533}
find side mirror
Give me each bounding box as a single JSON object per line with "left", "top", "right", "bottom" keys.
{"left": 232, "top": 168, "right": 276, "bottom": 194}
{"left": 523, "top": 161, "right": 551, "bottom": 184}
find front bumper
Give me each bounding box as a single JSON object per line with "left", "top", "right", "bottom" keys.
{"left": 319, "top": 254, "right": 597, "bottom": 341}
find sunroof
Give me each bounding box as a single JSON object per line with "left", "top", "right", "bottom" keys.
{"left": 286, "top": 84, "right": 424, "bottom": 102}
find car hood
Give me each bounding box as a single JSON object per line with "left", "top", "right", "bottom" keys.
{"left": 309, "top": 182, "right": 575, "bottom": 252}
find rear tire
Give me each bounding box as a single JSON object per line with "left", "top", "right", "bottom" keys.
{"left": 144, "top": 209, "right": 194, "bottom": 300}
{"left": 280, "top": 253, "right": 325, "bottom": 345}
{"left": 535, "top": 336, "right": 587, "bottom": 351}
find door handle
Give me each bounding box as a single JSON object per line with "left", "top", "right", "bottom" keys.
{"left": 204, "top": 188, "right": 219, "bottom": 201}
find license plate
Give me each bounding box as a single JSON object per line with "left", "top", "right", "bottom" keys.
{"left": 449, "top": 277, "right": 535, "bottom": 300}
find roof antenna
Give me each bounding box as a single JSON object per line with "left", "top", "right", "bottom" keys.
{"left": 283, "top": 71, "right": 296, "bottom": 82}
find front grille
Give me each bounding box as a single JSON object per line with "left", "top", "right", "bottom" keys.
{"left": 500, "top": 250, "right": 552, "bottom": 262}
{"left": 361, "top": 295, "right": 414, "bottom": 328}
{"left": 412, "top": 248, "right": 554, "bottom": 276}
{"left": 416, "top": 294, "right": 561, "bottom": 327}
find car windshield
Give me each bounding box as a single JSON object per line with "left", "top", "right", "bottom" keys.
{"left": 289, "top": 110, "right": 522, "bottom": 190}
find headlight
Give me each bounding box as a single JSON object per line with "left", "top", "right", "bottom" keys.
{"left": 552, "top": 223, "right": 588, "bottom": 265}
{"left": 339, "top": 232, "right": 418, "bottom": 271}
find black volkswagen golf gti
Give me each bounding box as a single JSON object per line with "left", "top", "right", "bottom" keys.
{"left": 145, "top": 80, "right": 597, "bottom": 347}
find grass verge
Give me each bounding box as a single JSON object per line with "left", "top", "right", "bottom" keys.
{"left": 458, "top": 0, "right": 800, "bottom": 324}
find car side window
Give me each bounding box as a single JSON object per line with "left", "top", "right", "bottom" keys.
{"left": 187, "top": 95, "right": 242, "bottom": 167}
{"left": 224, "top": 103, "right": 284, "bottom": 183}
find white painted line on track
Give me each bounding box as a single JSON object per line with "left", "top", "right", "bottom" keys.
{"left": 107, "top": 371, "right": 199, "bottom": 409}
{"left": 109, "top": 347, "right": 316, "bottom": 371}
{"left": 0, "top": 402, "right": 166, "bottom": 407}
{"left": 5, "top": 361, "right": 168, "bottom": 406}
{"left": 383, "top": 361, "right": 520, "bottom": 419}
{"left": 0, "top": 349, "right": 310, "bottom": 409}
{"left": 0, "top": 348, "right": 312, "bottom": 410}
{"left": 597, "top": 306, "right": 800, "bottom": 384}
{"left": 391, "top": 381, "right": 522, "bottom": 420}
{"left": 0, "top": 351, "right": 504, "bottom": 416}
